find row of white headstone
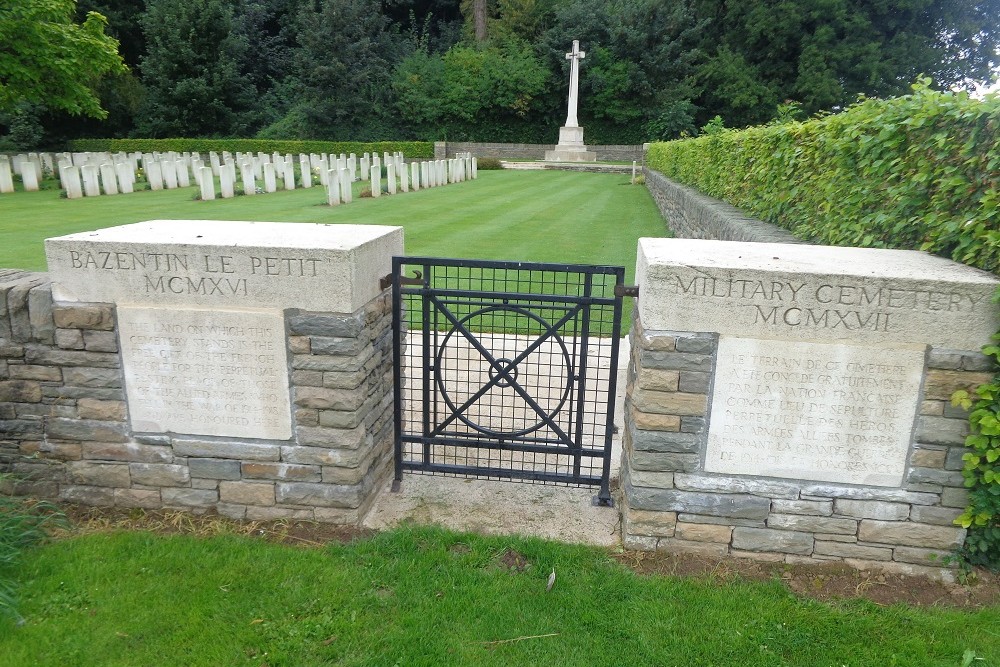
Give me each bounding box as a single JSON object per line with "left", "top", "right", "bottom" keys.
{"left": 1, "top": 150, "right": 480, "bottom": 205}
{"left": 327, "top": 154, "right": 478, "bottom": 205}
{"left": 0, "top": 153, "right": 47, "bottom": 193}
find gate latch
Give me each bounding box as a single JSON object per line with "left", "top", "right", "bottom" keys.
{"left": 379, "top": 270, "right": 423, "bottom": 291}
{"left": 615, "top": 284, "right": 639, "bottom": 298}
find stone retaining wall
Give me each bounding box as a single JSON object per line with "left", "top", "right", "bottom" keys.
{"left": 620, "top": 239, "right": 1000, "bottom": 580}
{"left": 435, "top": 141, "right": 644, "bottom": 162}
{"left": 644, "top": 168, "right": 802, "bottom": 243}
{"left": 0, "top": 272, "right": 394, "bottom": 522}
{"left": 622, "top": 313, "right": 983, "bottom": 579}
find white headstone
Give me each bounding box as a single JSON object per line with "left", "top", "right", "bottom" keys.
{"left": 198, "top": 166, "right": 215, "bottom": 200}
{"left": 410, "top": 162, "right": 420, "bottom": 191}
{"left": 219, "top": 166, "right": 235, "bottom": 198}
{"left": 340, "top": 168, "right": 352, "bottom": 204}
{"left": 386, "top": 163, "right": 396, "bottom": 195}
{"left": 399, "top": 161, "right": 409, "bottom": 193}
{"left": 162, "top": 161, "right": 178, "bottom": 189}
{"left": 327, "top": 169, "right": 341, "bottom": 206}
{"left": 116, "top": 163, "right": 134, "bottom": 194}
{"left": 263, "top": 163, "right": 277, "bottom": 193}
{"left": 0, "top": 157, "right": 14, "bottom": 194}
{"left": 209, "top": 152, "right": 221, "bottom": 176}
{"left": 80, "top": 165, "right": 101, "bottom": 197}
{"left": 241, "top": 162, "right": 256, "bottom": 195}
{"left": 317, "top": 156, "right": 329, "bottom": 186}
{"left": 99, "top": 163, "right": 119, "bottom": 195}
{"left": 176, "top": 160, "right": 191, "bottom": 188}
{"left": 145, "top": 160, "right": 162, "bottom": 191}
{"left": 370, "top": 165, "right": 381, "bottom": 197}
{"left": 282, "top": 158, "right": 295, "bottom": 190}
{"left": 299, "top": 155, "right": 312, "bottom": 188}
{"left": 20, "top": 164, "right": 39, "bottom": 192}
{"left": 60, "top": 165, "right": 83, "bottom": 199}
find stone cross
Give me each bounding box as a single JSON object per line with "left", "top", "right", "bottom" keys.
{"left": 564, "top": 40, "right": 585, "bottom": 128}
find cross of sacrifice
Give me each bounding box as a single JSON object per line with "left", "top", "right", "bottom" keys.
{"left": 564, "top": 40, "right": 586, "bottom": 128}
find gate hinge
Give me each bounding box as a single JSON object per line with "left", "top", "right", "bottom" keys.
{"left": 379, "top": 270, "right": 423, "bottom": 291}
{"left": 615, "top": 284, "right": 639, "bottom": 298}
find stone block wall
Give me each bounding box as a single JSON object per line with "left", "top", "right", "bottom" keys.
{"left": 434, "top": 141, "right": 645, "bottom": 162}
{"left": 0, "top": 272, "right": 394, "bottom": 523}
{"left": 644, "top": 169, "right": 802, "bottom": 243}
{"left": 622, "top": 313, "right": 986, "bottom": 580}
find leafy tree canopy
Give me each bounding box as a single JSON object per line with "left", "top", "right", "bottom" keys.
{"left": 8, "top": 0, "right": 1000, "bottom": 145}
{"left": 0, "top": 0, "right": 125, "bottom": 118}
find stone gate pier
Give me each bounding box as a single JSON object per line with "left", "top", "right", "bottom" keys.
{"left": 1, "top": 221, "right": 402, "bottom": 522}
{"left": 622, "top": 238, "right": 1000, "bottom": 578}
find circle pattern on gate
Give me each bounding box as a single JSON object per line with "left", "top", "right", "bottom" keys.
{"left": 435, "top": 305, "right": 574, "bottom": 437}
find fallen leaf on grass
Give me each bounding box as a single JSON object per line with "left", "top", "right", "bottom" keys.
{"left": 546, "top": 569, "right": 556, "bottom": 592}
{"left": 250, "top": 619, "right": 265, "bottom": 625}
{"left": 321, "top": 636, "right": 338, "bottom": 646}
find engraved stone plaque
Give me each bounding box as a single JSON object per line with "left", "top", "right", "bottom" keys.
{"left": 705, "top": 337, "right": 925, "bottom": 486}
{"left": 118, "top": 306, "right": 291, "bottom": 439}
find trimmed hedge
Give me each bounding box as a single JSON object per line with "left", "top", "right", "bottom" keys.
{"left": 648, "top": 82, "right": 1000, "bottom": 274}
{"left": 68, "top": 138, "right": 434, "bottom": 159}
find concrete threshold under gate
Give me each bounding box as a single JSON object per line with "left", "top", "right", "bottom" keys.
{"left": 361, "top": 338, "right": 628, "bottom": 548}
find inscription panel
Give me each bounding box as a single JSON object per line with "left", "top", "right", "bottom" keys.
{"left": 119, "top": 306, "right": 291, "bottom": 440}
{"left": 705, "top": 337, "right": 924, "bottom": 487}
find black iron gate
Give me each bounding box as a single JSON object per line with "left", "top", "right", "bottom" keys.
{"left": 390, "top": 256, "right": 626, "bottom": 504}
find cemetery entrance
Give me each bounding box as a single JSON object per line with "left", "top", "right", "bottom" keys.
{"left": 389, "top": 257, "right": 626, "bottom": 505}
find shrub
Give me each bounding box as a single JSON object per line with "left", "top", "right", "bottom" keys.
{"left": 648, "top": 80, "right": 1000, "bottom": 274}
{"left": 952, "top": 344, "right": 1000, "bottom": 572}
{"left": 477, "top": 158, "right": 503, "bottom": 170}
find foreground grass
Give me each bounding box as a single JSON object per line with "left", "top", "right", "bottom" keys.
{"left": 0, "top": 170, "right": 665, "bottom": 274}
{"left": 0, "top": 526, "right": 996, "bottom": 666}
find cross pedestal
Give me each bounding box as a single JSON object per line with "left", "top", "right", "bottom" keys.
{"left": 545, "top": 40, "right": 596, "bottom": 163}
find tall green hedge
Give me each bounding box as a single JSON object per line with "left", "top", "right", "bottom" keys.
{"left": 68, "top": 138, "right": 434, "bottom": 159}
{"left": 648, "top": 81, "right": 1000, "bottom": 274}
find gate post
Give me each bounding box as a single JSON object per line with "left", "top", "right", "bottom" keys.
{"left": 14, "top": 221, "right": 406, "bottom": 524}
{"left": 621, "top": 238, "right": 999, "bottom": 579}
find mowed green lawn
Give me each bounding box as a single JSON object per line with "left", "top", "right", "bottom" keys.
{"left": 2, "top": 526, "right": 997, "bottom": 667}
{"left": 0, "top": 170, "right": 667, "bottom": 276}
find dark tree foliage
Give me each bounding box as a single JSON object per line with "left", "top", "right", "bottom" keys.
{"left": 136, "top": 0, "right": 255, "bottom": 137}
{"left": 692, "top": 0, "right": 1000, "bottom": 124}
{"left": 292, "top": 0, "right": 409, "bottom": 140}
{"left": 229, "top": 0, "right": 300, "bottom": 133}
{"left": 21, "top": 0, "right": 1000, "bottom": 143}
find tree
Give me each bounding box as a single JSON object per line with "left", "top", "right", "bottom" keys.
{"left": 137, "top": 0, "right": 255, "bottom": 137}
{"left": 229, "top": 0, "right": 300, "bottom": 134}
{"left": 0, "top": 0, "right": 125, "bottom": 118}
{"left": 293, "top": 0, "right": 408, "bottom": 140}
{"left": 691, "top": 0, "right": 1000, "bottom": 125}
{"left": 394, "top": 40, "right": 548, "bottom": 139}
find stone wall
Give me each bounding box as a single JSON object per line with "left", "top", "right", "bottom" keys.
{"left": 434, "top": 141, "right": 644, "bottom": 162}
{"left": 1, "top": 223, "right": 400, "bottom": 523}
{"left": 644, "top": 168, "right": 802, "bottom": 243}
{"left": 622, "top": 313, "right": 983, "bottom": 580}
{"left": 622, "top": 238, "right": 1000, "bottom": 580}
